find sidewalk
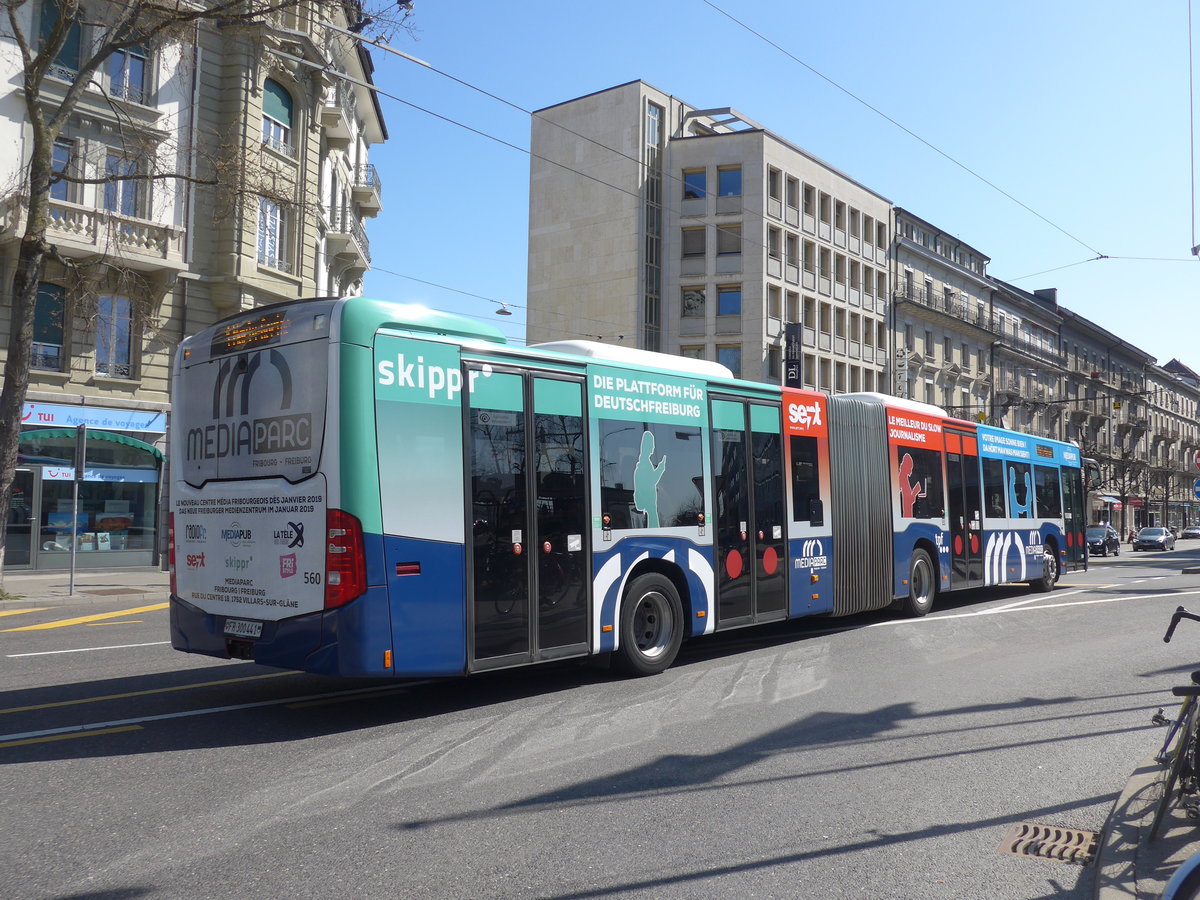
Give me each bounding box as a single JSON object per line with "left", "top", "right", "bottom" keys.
{"left": 0, "top": 566, "right": 170, "bottom": 608}
{"left": 1095, "top": 757, "right": 1200, "bottom": 898}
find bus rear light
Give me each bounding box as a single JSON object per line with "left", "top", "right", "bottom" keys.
{"left": 325, "top": 509, "right": 366, "bottom": 610}
{"left": 168, "top": 513, "right": 177, "bottom": 597}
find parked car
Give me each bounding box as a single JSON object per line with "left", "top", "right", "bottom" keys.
{"left": 1133, "top": 527, "right": 1177, "bottom": 551}
{"left": 1086, "top": 525, "right": 1121, "bottom": 557}
{"left": 1182, "top": 525, "right": 1200, "bottom": 540}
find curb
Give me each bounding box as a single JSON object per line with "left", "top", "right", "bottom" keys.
{"left": 1094, "top": 756, "right": 1200, "bottom": 899}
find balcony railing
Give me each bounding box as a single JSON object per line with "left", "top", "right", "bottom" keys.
{"left": 352, "top": 164, "right": 383, "bottom": 212}
{"left": 0, "top": 195, "right": 187, "bottom": 272}
{"left": 327, "top": 210, "right": 371, "bottom": 266}
{"left": 321, "top": 81, "right": 357, "bottom": 141}
{"left": 893, "top": 284, "right": 991, "bottom": 329}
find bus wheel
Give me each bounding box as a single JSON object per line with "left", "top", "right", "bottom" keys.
{"left": 614, "top": 573, "right": 683, "bottom": 676}
{"left": 903, "top": 550, "right": 936, "bottom": 617}
{"left": 1030, "top": 547, "right": 1058, "bottom": 593}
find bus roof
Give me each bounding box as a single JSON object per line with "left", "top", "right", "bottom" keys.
{"left": 529, "top": 340, "right": 734, "bottom": 379}
{"left": 341, "top": 298, "right": 509, "bottom": 347}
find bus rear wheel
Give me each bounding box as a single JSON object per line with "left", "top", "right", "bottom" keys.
{"left": 614, "top": 573, "right": 684, "bottom": 676}
{"left": 902, "top": 549, "right": 936, "bottom": 617}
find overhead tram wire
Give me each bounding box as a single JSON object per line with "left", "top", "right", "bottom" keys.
{"left": 699, "top": 0, "right": 1108, "bottom": 261}
{"left": 315, "top": 22, "right": 807, "bottom": 270}
{"left": 1191, "top": 0, "right": 1199, "bottom": 256}
{"left": 368, "top": 264, "right": 632, "bottom": 342}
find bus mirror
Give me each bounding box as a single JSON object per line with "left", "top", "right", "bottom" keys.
{"left": 808, "top": 498, "right": 824, "bottom": 527}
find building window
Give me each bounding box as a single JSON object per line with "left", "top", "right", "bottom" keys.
{"left": 103, "top": 154, "right": 142, "bottom": 218}
{"left": 50, "top": 138, "right": 74, "bottom": 203}
{"left": 717, "top": 345, "right": 742, "bottom": 376}
{"left": 262, "top": 79, "right": 295, "bottom": 156}
{"left": 767, "top": 285, "right": 781, "bottom": 319}
{"left": 681, "top": 227, "right": 705, "bottom": 259}
{"left": 717, "top": 166, "right": 742, "bottom": 197}
{"left": 834, "top": 201, "right": 846, "bottom": 230}
{"left": 682, "top": 169, "right": 706, "bottom": 200}
{"left": 785, "top": 233, "right": 798, "bottom": 268}
{"left": 681, "top": 288, "right": 705, "bottom": 318}
{"left": 109, "top": 43, "right": 147, "bottom": 103}
{"left": 717, "top": 286, "right": 742, "bottom": 317}
{"left": 786, "top": 177, "right": 799, "bottom": 211}
{"left": 33, "top": 282, "right": 66, "bottom": 371}
{"left": 767, "top": 227, "right": 781, "bottom": 260}
{"left": 803, "top": 184, "right": 815, "bottom": 216}
{"left": 681, "top": 346, "right": 705, "bottom": 360}
{"left": 767, "top": 167, "right": 781, "bottom": 201}
{"left": 39, "top": 0, "right": 82, "bottom": 74}
{"left": 716, "top": 223, "right": 741, "bottom": 256}
{"left": 818, "top": 192, "right": 831, "bottom": 224}
{"left": 95, "top": 295, "right": 132, "bottom": 378}
{"left": 768, "top": 345, "right": 781, "bottom": 379}
{"left": 803, "top": 240, "right": 815, "bottom": 273}
{"left": 258, "top": 197, "right": 290, "bottom": 271}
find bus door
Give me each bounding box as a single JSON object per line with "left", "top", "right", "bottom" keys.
{"left": 466, "top": 366, "right": 590, "bottom": 670}
{"left": 944, "top": 429, "right": 984, "bottom": 589}
{"left": 710, "top": 398, "right": 787, "bottom": 627}
{"left": 1061, "top": 466, "right": 1087, "bottom": 571}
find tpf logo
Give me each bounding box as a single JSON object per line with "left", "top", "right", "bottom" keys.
{"left": 796, "top": 538, "right": 828, "bottom": 569}
{"left": 788, "top": 401, "right": 823, "bottom": 429}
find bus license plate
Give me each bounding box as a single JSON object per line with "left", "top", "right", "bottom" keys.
{"left": 224, "top": 618, "right": 262, "bottom": 639}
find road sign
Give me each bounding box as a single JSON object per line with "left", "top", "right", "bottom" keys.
{"left": 1194, "top": 479, "right": 1200, "bottom": 500}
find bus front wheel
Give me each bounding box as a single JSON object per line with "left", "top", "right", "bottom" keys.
{"left": 1030, "top": 546, "right": 1058, "bottom": 592}
{"left": 903, "top": 549, "right": 936, "bottom": 617}
{"left": 614, "top": 573, "right": 684, "bottom": 676}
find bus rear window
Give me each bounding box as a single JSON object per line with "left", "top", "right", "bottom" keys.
{"left": 175, "top": 337, "right": 328, "bottom": 486}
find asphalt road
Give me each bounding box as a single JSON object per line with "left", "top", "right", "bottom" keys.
{"left": 3, "top": 545, "right": 1200, "bottom": 899}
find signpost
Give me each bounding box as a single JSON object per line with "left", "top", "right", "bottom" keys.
{"left": 69, "top": 424, "right": 85, "bottom": 595}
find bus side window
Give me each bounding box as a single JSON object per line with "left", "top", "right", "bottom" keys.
{"left": 790, "top": 435, "right": 821, "bottom": 525}
{"left": 982, "top": 457, "right": 1005, "bottom": 519}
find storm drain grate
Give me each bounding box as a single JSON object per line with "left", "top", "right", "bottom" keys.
{"left": 998, "top": 822, "right": 1098, "bottom": 865}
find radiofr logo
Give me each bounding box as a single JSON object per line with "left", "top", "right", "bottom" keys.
{"left": 795, "top": 538, "right": 828, "bottom": 569}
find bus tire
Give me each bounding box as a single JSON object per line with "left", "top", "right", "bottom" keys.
{"left": 1029, "top": 546, "right": 1058, "bottom": 592}
{"left": 614, "top": 573, "right": 683, "bottom": 676}
{"left": 903, "top": 549, "right": 936, "bottom": 617}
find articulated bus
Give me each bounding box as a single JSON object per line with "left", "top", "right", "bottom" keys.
{"left": 169, "top": 297, "right": 1088, "bottom": 678}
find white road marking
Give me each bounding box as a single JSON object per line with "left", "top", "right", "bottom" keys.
{"left": 7, "top": 641, "right": 171, "bottom": 658}
{"left": 0, "top": 682, "right": 412, "bottom": 744}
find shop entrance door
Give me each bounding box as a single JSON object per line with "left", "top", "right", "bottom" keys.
{"left": 5, "top": 469, "right": 34, "bottom": 567}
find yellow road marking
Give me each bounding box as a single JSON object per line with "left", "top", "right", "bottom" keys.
{"left": 0, "top": 725, "right": 142, "bottom": 749}
{"left": 86, "top": 620, "right": 143, "bottom": 626}
{"left": 0, "top": 608, "right": 49, "bottom": 618}
{"left": 0, "top": 670, "right": 293, "bottom": 715}
{"left": 1, "top": 602, "right": 168, "bottom": 632}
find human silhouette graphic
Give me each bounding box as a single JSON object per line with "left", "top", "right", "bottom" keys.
{"left": 633, "top": 431, "right": 666, "bottom": 528}
{"left": 898, "top": 452, "right": 927, "bottom": 518}
{"left": 1008, "top": 465, "right": 1033, "bottom": 518}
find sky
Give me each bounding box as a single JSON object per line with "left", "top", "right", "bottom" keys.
{"left": 361, "top": 0, "right": 1200, "bottom": 370}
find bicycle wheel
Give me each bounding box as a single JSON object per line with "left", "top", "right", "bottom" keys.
{"left": 1151, "top": 696, "right": 1198, "bottom": 840}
